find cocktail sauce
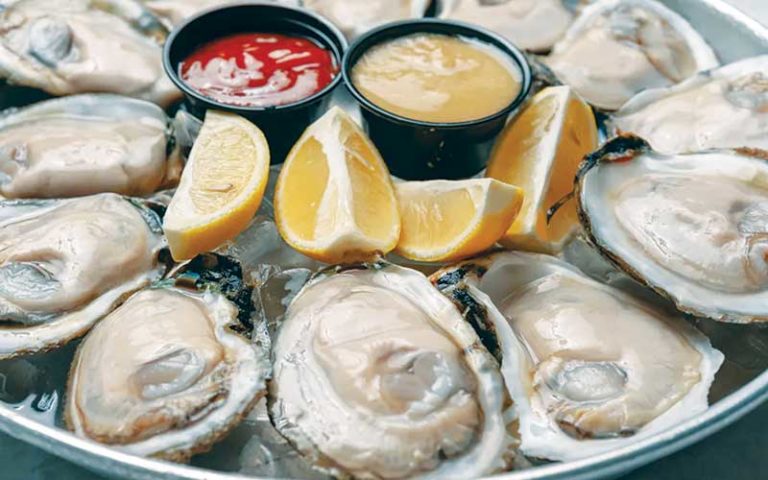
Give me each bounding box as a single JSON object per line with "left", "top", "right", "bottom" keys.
{"left": 180, "top": 33, "right": 338, "bottom": 108}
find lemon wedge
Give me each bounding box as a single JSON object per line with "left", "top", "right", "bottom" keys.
{"left": 274, "top": 107, "right": 400, "bottom": 263}
{"left": 487, "top": 85, "right": 598, "bottom": 253}
{"left": 395, "top": 178, "right": 523, "bottom": 263}
{"left": 163, "top": 111, "right": 270, "bottom": 261}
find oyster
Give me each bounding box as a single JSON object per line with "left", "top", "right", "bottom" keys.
{"left": 139, "top": 0, "right": 298, "bottom": 26}
{"left": 0, "top": 193, "right": 165, "bottom": 358}
{"left": 0, "top": 0, "right": 179, "bottom": 106}
{"left": 439, "top": 0, "right": 576, "bottom": 52}
{"left": 66, "top": 254, "right": 269, "bottom": 461}
{"left": 301, "top": 0, "right": 431, "bottom": 39}
{"left": 612, "top": 55, "right": 768, "bottom": 153}
{"left": 269, "top": 263, "right": 516, "bottom": 479}
{"left": 0, "top": 94, "right": 178, "bottom": 199}
{"left": 543, "top": 0, "right": 718, "bottom": 110}
{"left": 433, "top": 252, "right": 723, "bottom": 461}
{"left": 577, "top": 135, "right": 768, "bottom": 323}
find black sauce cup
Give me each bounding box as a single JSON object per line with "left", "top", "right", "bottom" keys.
{"left": 163, "top": 3, "right": 347, "bottom": 163}
{"left": 343, "top": 19, "right": 532, "bottom": 180}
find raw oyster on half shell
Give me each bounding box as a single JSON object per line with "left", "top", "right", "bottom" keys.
{"left": 433, "top": 252, "right": 723, "bottom": 461}
{"left": 543, "top": 0, "right": 719, "bottom": 110}
{"left": 0, "top": 94, "right": 178, "bottom": 199}
{"left": 301, "top": 0, "right": 431, "bottom": 39}
{"left": 269, "top": 262, "right": 517, "bottom": 479}
{"left": 66, "top": 254, "right": 269, "bottom": 461}
{"left": 0, "top": 0, "right": 179, "bottom": 106}
{"left": 577, "top": 135, "right": 768, "bottom": 323}
{"left": 612, "top": 55, "right": 768, "bottom": 153}
{"left": 440, "top": 0, "right": 576, "bottom": 52}
{"left": 0, "top": 193, "right": 166, "bottom": 358}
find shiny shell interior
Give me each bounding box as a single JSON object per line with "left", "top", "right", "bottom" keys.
{"left": 612, "top": 55, "right": 768, "bottom": 153}
{"left": 66, "top": 283, "right": 270, "bottom": 461}
{"left": 0, "top": 193, "right": 166, "bottom": 358}
{"left": 269, "top": 263, "right": 516, "bottom": 479}
{"left": 578, "top": 135, "right": 768, "bottom": 323}
{"left": 0, "top": 94, "right": 176, "bottom": 199}
{"left": 432, "top": 251, "right": 723, "bottom": 461}
{"left": 543, "top": 0, "right": 719, "bottom": 110}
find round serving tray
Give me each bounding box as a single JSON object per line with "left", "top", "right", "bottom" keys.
{"left": 1, "top": 1, "right": 767, "bottom": 479}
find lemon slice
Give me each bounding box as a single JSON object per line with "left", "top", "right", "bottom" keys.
{"left": 164, "top": 111, "right": 270, "bottom": 261}
{"left": 395, "top": 178, "right": 523, "bottom": 263}
{"left": 487, "top": 85, "right": 598, "bottom": 253}
{"left": 274, "top": 107, "right": 400, "bottom": 263}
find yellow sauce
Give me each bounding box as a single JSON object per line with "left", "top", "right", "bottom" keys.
{"left": 351, "top": 33, "right": 522, "bottom": 123}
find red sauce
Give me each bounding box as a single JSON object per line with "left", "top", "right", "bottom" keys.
{"left": 180, "top": 33, "right": 338, "bottom": 108}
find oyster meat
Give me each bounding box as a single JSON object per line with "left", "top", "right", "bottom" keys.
{"left": 440, "top": 0, "right": 575, "bottom": 52}
{"left": 0, "top": 193, "right": 165, "bottom": 358}
{"left": 577, "top": 135, "right": 768, "bottom": 323}
{"left": 433, "top": 252, "right": 723, "bottom": 461}
{"left": 140, "top": 0, "right": 299, "bottom": 27}
{"left": 66, "top": 256, "right": 269, "bottom": 460}
{"left": 613, "top": 55, "right": 768, "bottom": 153}
{"left": 269, "top": 263, "right": 516, "bottom": 479}
{"left": 543, "top": 0, "right": 718, "bottom": 110}
{"left": 301, "top": 0, "right": 431, "bottom": 39}
{"left": 0, "top": 0, "right": 179, "bottom": 106}
{"left": 0, "top": 94, "right": 177, "bottom": 199}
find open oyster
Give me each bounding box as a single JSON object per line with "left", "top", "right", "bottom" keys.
{"left": 543, "top": 0, "right": 718, "bottom": 110}
{"left": 0, "top": 0, "right": 179, "bottom": 106}
{"left": 433, "top": 252, "right": 723, "bottom": 461}
{"left": 0, "top": 193, "right": 166, "bottom": 358}
{"left": 301, "top": 0, "right": 431, "bottom": 39}
{"left": 269, "top": 262, "right": 517, "bottom": 479}
{"left": 66, "top": 254, "right": 269, "bottom": 461}
{"left": 612, "top": 55, "right": 768, "bottom": 153}
{"left": 440, "top": 0, "right": 576, "bottom": 52}
{"left": 577, "top": 135, "right": 768, "bottom": 323}
{"left": 0, "top": 94, "right": 178, "bottom": 199}
{"left": 140, "top": 1, "right": 301, "bottom": 27}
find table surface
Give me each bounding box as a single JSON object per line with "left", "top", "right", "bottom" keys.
{"left": 1, "top": 1, "right": 767, "bottom": 479}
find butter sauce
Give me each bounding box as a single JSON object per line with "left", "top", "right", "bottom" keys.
{"left": 351, "top": 33, "right": 522, "bottom": 123}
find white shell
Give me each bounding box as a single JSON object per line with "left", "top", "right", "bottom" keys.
{"left": 0, "top": 0, "right": 180, "bottom": 106}
{"left": 439, "top": 0, "right": 575, "bottom": 52}
{"left": 578, "top": 136, "right": 768, "bottom": 323}
{"left": 269, "top": 263, "right": 515, "bottom": 479}
{"left": 612, "top": 55, "right": 768, "bottom": 153}
{"left": 139, "top": 0, "right": 300, "bottom": 27}
{"left": 435, "top": 252, "right": 723, "bottom": 461}
{"left": 0, "top": 94, "right": 174, "bottom": 199}
{"left": 66, "top": 285, "right": 269, "bottom": 460}
{"left": 301, "top": 0, "right": 431, "bottom": 39}
{"left": 544, "top": 0, "right": 719, "bottom": 110}
{"left": 0, "top": 193, "right": 165, "bottom": 358}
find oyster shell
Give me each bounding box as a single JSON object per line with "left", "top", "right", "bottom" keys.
{"left": 301, "top": 0, "right": 431, "bottom": 39}
{"left": 439, "top": 0, "right": 576, "bottom": 52}
{"left": 577, "top": 135, "right": 768, "bottom": 323}
{"left": 612, "top": 55, "right": 768, "bottom": 153}
{"left": 0, "top": 193, "right": 166, "bottom": 358}
{"left": 66, "top": 254, "right": 269, "bottom": 461}
{"left": 0, "top": 0, "right": 179, "bottom": 106}
{"left": 269, "top": 262, "right": 516, "bottom": 479}
{"left": 139, "top": 0, "right": 300, "bottom": 27}
{"left": 0, "top": 94, "right": 178, "bottom": 199}
{"left": 543, "top": 0, "right": 718, "bottom": 110}
{"left": 433, "top": 252, "right": 723, "bottom": 461}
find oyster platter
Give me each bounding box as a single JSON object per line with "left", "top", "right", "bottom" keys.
{"left": 0, "top": 0, "right": 767, "bottom": 479}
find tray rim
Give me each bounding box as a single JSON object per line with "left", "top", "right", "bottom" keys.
{"left": 1, "top": 1, "right": 768, "bottom": 479}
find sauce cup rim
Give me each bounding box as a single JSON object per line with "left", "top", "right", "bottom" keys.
{"left": 162, "top": 1, "right": 348, "bottom": 114}
{"left": 342, "top": 18, "right": 533, "bottom": 129}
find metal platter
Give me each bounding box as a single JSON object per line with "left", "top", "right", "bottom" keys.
{"left": 0, "top": 1, "right": 767, "bottom": 479}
